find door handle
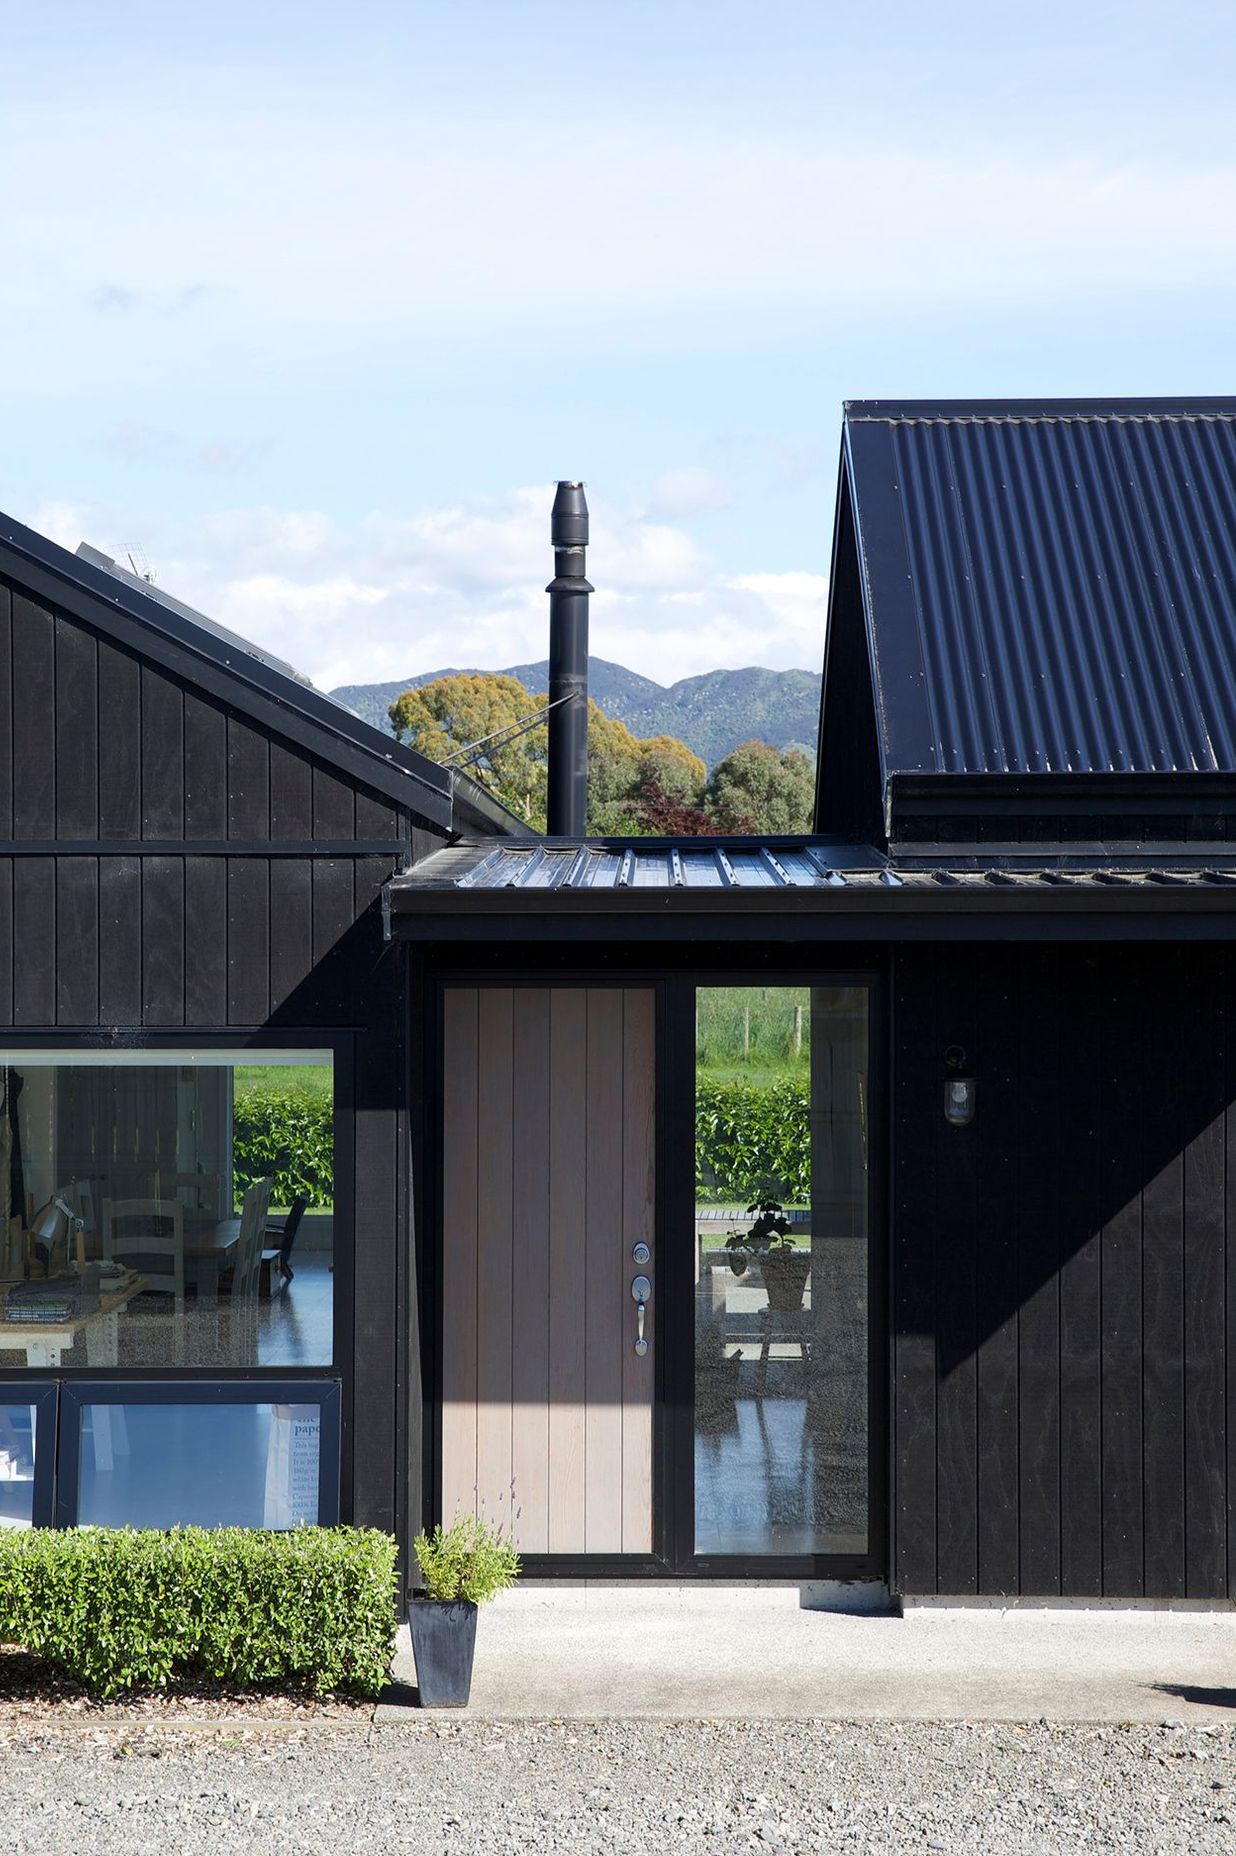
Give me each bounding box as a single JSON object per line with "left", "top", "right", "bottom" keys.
{"left": 630, "top": 1274, "right": 651, "bottom": 1356}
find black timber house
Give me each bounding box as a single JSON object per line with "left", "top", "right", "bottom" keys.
{"left": 6, "top": 397, "right": 1236, "bottom": 1606}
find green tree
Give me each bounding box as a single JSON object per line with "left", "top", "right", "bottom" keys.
{"left": 705, "top": 740, "right": 816, "bottom": 834}
{"left": 390, "top": 672, "right": 711, "bottom": 836}
{"left": 588, "top": 715, "right": 707, "bottom": 835}
{"left": 585, "top": 705, "right": 646, "bottom": 834}
{"left": 389, "top": 674, "right": 549, "bottom": 825}
{"left": 637, "top": 735, "right": 707, "bottom": 802}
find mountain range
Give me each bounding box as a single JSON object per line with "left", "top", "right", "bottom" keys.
{"left": 329, "top": 658, "right": 822, "bottom": 768}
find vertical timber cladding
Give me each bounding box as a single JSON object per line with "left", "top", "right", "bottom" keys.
{"left": 0, "top": 578, "right": 429, "bottom": 1538}
{"left": 441, "top": 987, "right": 655, "bottom": 1554}
{"left": 892, "top": 942, "right": 1234, "bottom": 1601}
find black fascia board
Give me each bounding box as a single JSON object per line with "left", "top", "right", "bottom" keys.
{"left": 891, "top": 842, "right": 1236, "bottom": 871}
{"left": 890, "top": 771, "right": 1236, "bottom": 820}
{"left": 388, "top": 902, "right": 1236, "bottom": 946}
{"left": 385, "top": 881, "right": 1236, "bottom": 929}
{"left": 0, "top": 511, "right": 525, "bottom": 838}
{"left": 845, "top": 396, "right": 1236, "bottom": 422}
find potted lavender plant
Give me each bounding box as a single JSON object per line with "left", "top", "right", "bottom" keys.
{"left": 409, "top": 1513, "right": 520, "bottom": 1707}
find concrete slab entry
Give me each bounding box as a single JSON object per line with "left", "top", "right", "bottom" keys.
{"left": 481, "top": 1579, "right": 892, "bottom": 1612}
{"left": 381, "top": 1587, "right": 1236, "bottom": 1724}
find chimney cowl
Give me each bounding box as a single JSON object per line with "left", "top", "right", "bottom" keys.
{"left": 551, "top": 480, "right": 589, "bottom": 549}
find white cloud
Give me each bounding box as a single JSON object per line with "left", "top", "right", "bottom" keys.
{"left": 25, "top": 487, "right": 827, "bottom": 693}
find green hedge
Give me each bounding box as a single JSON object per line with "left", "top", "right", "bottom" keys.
{"left": 0, "top": 1526, "right": 397, "bottom": 1699}
{"left": 696, "top": 1075, "right": 810, "bottom": 1202}
{"left": 233, "top": 1090, "right": 334, "bottom": 1208}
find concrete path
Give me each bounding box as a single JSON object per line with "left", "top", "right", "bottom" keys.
{"left": 380, "top": 1583, "right": 1236, "bottom": 1723}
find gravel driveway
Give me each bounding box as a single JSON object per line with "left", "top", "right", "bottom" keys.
{"left": 6, "top": 1717, "right": 1235, "bottom": 1854}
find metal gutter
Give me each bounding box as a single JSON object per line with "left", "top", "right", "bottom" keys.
{"left": 385, "top": 878, "right": 1236, "bottom": 923}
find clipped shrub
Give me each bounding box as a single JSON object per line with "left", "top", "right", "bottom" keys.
{"left": 696, "top": 1075, "right": 811, "bottom": 1203}
{"left": 0, "top": 1526, "right": 397, "bottom": 1699}
{"left": 413, "top": 1514, "right": 521, "bottom": 1605}
{"left": 233, "top": 1090, "right": 334, "bottom": 1208}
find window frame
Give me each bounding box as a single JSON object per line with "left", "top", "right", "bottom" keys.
{"left": 0, "top": 1380, "right": 58, "bottom": 1528}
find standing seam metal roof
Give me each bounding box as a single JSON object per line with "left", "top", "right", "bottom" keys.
{"left": 843, "top": 400, "right": 1236, "bottom": 779}
{"left": 389, "top": 839, "right": 1236, "bottom": 898}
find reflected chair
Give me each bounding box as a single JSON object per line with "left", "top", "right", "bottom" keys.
{"left": 157, "top": 1171, "right": 224, "bottom": 1220}
{"left": 102, "top": 1198, "right": 186, "bottom": 1366}
{"left": 260, "top": 1195, "right": 308, "bottom": 1298}
{"left": 223, "top": 1178, "right": 271, "bottom": 1364}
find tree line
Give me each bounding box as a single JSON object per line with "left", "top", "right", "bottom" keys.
{"left": 388, "top": 672, "right": 815, "bottom": 835}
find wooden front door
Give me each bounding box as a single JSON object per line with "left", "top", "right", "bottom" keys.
{"left": 440, "top": 986, "right": 655, "bottom": 1556}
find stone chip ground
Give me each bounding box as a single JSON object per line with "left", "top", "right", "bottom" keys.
{"left": 5, "top": 1718, "right": 1235, "bottom": 1854}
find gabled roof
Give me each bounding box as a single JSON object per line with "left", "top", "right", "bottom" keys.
{"left": 0, "top": 509, "right": 526, "bottom": 838}
{"left": 833, "top": 398, "right": 1236, "bottom": 784}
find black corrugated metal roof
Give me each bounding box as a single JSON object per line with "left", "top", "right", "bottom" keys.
{"left": 841, "top": 398, "right": 1236, "bottom": 780}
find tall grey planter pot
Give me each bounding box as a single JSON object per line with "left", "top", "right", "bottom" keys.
{"left": 408, "top": 1599, "right": 479, "bottom": 1708}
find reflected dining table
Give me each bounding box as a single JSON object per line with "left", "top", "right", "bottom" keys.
{"left": 0, "top": 1277, "right": 148, "bottom": 1368}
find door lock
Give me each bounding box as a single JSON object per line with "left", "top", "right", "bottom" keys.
{"left": 630, "top": 1273, "right": 652, "bottom": 1356}
{"left": 631, "top": 1241, "right": 651, "bottom": 1266}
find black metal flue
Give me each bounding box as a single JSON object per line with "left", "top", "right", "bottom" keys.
{"left": 546, "top": 481, "right": 592, "bottom": 838}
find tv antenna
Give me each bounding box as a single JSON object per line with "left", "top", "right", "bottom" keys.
{"left": 125, "top": 545, "right": 156, "bottom": 585}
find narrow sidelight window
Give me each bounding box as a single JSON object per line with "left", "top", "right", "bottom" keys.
{"left": 693, "top": 986, "right": 870, "bottom": 1557}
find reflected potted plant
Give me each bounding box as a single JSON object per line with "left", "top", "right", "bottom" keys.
{"left": 726, "top": 1198, "right": 810, "bottom": 1312}
{"left": 409, "top": 1513, "right": 520, "bottom": 1707}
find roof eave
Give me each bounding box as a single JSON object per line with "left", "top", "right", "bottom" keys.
{"left": 449, "top": 772, "right": 540, "bottom": 838}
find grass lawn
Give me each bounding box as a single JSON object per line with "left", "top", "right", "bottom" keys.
{"left": 233, "top": 1062, "right": 333, "bottom": 1103}
{"left": 696, "top": 985, "right": 810, "bottom": 1088}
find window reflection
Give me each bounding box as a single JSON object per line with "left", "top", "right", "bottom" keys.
{"left": 0, "top": 1402, "right": 38, "bottom": 1529}
{"left": 75, "top": 1400, "right": 325, "bottom": 1528}
{"left": 0, "top": 1053, "right": 334, "bottom": 1370}
{"left": 694, "top": 986, "right": 869, "bottom": 1557}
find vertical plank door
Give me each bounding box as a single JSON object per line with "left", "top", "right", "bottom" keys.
{"left": 440, "top": 987, "right": 655, "bottom": 1556}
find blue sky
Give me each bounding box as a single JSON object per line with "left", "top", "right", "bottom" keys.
{"left": 4, "top": 3, "right": 1236, "bottom": 689}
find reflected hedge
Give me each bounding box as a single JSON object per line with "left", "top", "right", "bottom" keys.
{"left": 696, "top": 1075, "right": 810, "bottom": 1203}
{"left": 233, "top": 1091, "right": 333, "bottom": 1208}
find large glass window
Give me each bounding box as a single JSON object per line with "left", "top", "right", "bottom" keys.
{"left": 0, "top": 1051, "right": 334, "bottom": 1370}
{"left": 694, "top": 985, "right": 869, "bottom": 1558}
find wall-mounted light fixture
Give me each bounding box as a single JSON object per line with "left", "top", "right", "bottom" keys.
{"left": 943, "top": 1045, "right": 975, "bottom": 1127}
